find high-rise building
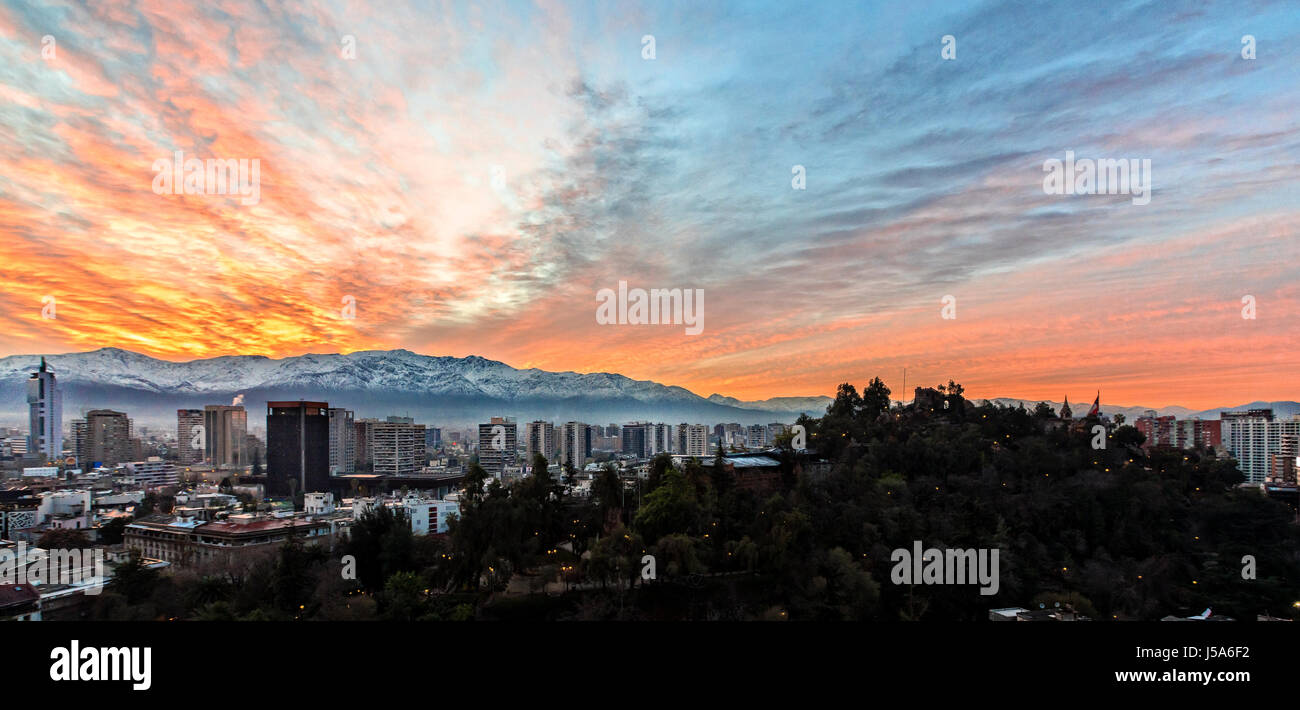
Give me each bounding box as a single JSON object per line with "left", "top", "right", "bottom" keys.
{"left": 70, "top": 419, "right": 88, "bottom": 466}
{"left": 621, "top": 422, "right": 649, "bottom": 459}
{"left": 648, "top": 423, "right": 672, "bottom": 455}
{"left": 425, "top": 427, "right": 441, "bottom": 452}
{"left": 177, "top": 409, "right": 204, "bottom": 465}
{"left": 747, "top": 424, "right": 769, "bottom": 448}
{"left": 204, "top": 405, "right": 248, "bottom": 468}
{"left": 1134, "top": 415, "right": 1221, "bottom": 450}
{"left": 266, "top": 401, "right": 331, "bottom": 497}
{"left": 370, "top": 418, "right": 426, "bottom": 476}
{"left": 26, "top": 358, "right": 61, "bottom": 462}
{"left": 478, "top": 417, "right": 517, "bottom": 476}
{"left": 82, "top": 409, "right": 133, "bottom": 467}
{"left": 244, "top": 433, "right": 264, "bottom": 466}
{"left": 1268, "top": 432, "right": 1298, "bottom": 484}
{"left": 1221, "top": 410, "right": 1300, "bottom": 484}
{"left": 327, "top": 408, "right": 356, "bottom": 475}
{"left": 354, "top": 418, "right": 377, "bottom": 472}
{"left": 678, "top": 424, "right": 708, "bottom": 457}
{"left": 560, "top": 421, "right": 591, "bottom": 471}
{"left": 525, "top": 421, "right": 556, "bottom": 463}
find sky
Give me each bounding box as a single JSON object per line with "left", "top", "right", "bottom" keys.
{"left": 0, "top": 0, "right": 1297, "bottom": 410}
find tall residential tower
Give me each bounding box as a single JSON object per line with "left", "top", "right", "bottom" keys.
{"left": 26, "top": 358, "right": 61, "bottom": 462}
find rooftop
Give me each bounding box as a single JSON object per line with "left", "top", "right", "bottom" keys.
{"left": 0, "top": 583, "right": 40, "bottom": 609}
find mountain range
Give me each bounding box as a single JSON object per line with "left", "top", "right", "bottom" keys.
{"left": 1, "top": 348, "right": 1294, "bottom": 430}
{"left": 0, "top": 348, "right": 833, "bottom": 429}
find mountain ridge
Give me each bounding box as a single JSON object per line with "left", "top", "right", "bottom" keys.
{"left": 0, "top": 348, "right": 827, "bottom": 428}
{"left": 2, "top": 349, "right": 1294, "bottom": 428}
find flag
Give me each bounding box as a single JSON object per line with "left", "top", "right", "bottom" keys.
{"left": 1086, "top": 391, "right": 1100, "bottom": 418}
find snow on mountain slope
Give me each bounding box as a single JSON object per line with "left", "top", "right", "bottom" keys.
{"left": 0, "top": 348, "right": 730, "bottom": 404}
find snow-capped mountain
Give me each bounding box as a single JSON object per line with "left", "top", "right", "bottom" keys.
{"left": 0, "top": 348, "right": 828, "bottom": 428}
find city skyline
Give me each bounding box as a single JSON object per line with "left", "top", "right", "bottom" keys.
{"left": 1, "top": 1, "right": 1298, "bottom": 411}
{"left": 4, "top": 346, "right": 1300, "bottom": 423}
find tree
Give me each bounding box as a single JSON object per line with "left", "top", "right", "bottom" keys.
{"left": 634, "top": 469, "right": 701, "bottom": 542}
{"left": 710, "top": 447, "right": 733, "bottom": 495}
{"left": 462, "top": 461, "right": 489, "bottom": 505}
{"left": 592, "top": 463, "right": 624, "bottom": 520}
{"left": 98, "top": 517, "right": 130, "bottom": 546}
{"left": 521, "top": 453, "right": 554, "bottom": 503}
{"left": 270, "top": 537, "right": 325, "bottom": 616}
{"left": 381, "top": 571, "right": 428, "bottom": 621}
{"left": 653, "top": 534, "right": 702, "bottom": 577}
{"left": 135, "top": 492, "right": 158, "bottom": 518}
{"left": 646, "top": 453, "right": 673, "bottom": 493}
{"left": 861, "top": 377, "right": 892, "bottom": 419}
{"left": 944, "top": 379, "right": 964, "bottom": 398}
{"left": 826, "top": 383, "right": 862, "bottom": 419}
{"left": 343, "top": 505, "right": 414, "bottom": 591}
{"left": 37, "top": 528, "right": 91, "bottom": 550}
{"left": 184, "top": 575, "right": 234, "bottom": 611}
{"left": 1113, "top": 424, "right": 1145, "bottom": 448}
{"left": 108, "top": 552, "right": 160, "bottom": 605}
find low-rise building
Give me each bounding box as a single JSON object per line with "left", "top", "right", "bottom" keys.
{"left": 124, "top": 457, "right": 180, "bottom": 489}
{"left": 352, "top": 494, "right": 460, "bottom": 535}
{"left": 124, "top": 513, "right": 331, "bottom": 568}
{"left": 0, "top": 582, "right": 40, "bottom": 621}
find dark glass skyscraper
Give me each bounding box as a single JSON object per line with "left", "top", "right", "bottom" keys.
{"left": 621, "top": 423, "right": 648, "bottom": 459}
{"left": 267, "top": 401, "right": 330, "bottom": 497}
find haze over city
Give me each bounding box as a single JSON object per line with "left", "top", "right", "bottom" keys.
{"left": 1, "top": 0, "right": 1298, "bottom": 409}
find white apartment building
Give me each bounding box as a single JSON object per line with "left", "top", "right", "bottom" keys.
{"left": 678, "top": 424, "right": 709, "bottom": 457}
{"left": 1221, "top": 410, "right": 1300, "bottom": 484}
{"left": 371, "top": 419, "right": 426, "bottom": 476}
{"left": 305, "top": 492, "right": 335, "bottom": 515}
{"left": 124, "top": 457, "right": 180, "bottom": 489}
{"left": 37, "top": 489, "right": 91, "bottom": 527}
{"left": 352, "top": 495, "right": 461, "bottom": 535}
